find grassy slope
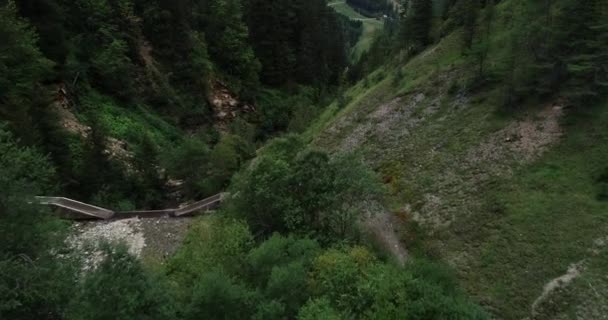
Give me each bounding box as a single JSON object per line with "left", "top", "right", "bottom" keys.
{"left": 328, "top": 1, "right": 384, "bottom": 60}
{"left": 82, "top": 92, "right": 183, "bottom": 148}
{"left": 309, "top": 1, "right": 608, "bottom": 318}
{"left": 461, "top": 103, "right": 608, "bottom": 319}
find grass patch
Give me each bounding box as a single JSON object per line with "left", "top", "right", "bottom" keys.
{"left": 310, "top": 1, "right": 608, "bottom": 316}
{"left": 82, "top": 92, "right": 182, "bottom": 148}
{"left": 449, "top": 102, "right": 608, "bottom": 319}
{"left": 351, "top": 19, "right": 384, "bottom": 60}
{"left": 329, "top": 1, "right": 367, "bottom": 19}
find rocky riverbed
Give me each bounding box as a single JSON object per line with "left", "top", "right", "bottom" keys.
{"left": 67, "top": 216, "right": 194, "bottom": 269}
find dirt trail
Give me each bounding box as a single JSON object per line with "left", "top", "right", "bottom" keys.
{"left": 528, "top": 234, "right": 608, "bottom": 319}
{"left": 530, "top": 261, "right": 585, "bottom": 316}
{"left": 363, "top": 204, "right": 408, "bottom": 265}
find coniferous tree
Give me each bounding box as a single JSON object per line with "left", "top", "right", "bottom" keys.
{"left": 469, "top": 0, "right": 495, "bottom": 80}
{"left": 400, "top": 0, "right": 433, "bottom": 51}
{"left": 531, "top": 0, "right": 607, "bottom": 102}
{"left": 592, "top": 1, "right": 608, "bottom": 96}
{"left": 409, "top": 0, "right": 433, "bottom": 46}
{"left": 460, "top": 0, "right": 480, "bottom": 50}
{"left": 205, "top": 0, "right": 261, "bottom": 97}
{"left": 0, "top": 1, "right": 53, "bottom": 144}
{"left": 248, "top": 0, "right": 295, "bottom": 85}
{"left": 247, "top": 0, "right": 349, "bottom": 87}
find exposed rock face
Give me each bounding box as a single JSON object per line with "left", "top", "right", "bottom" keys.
{"left": 208, "top": 81, "right": 256, "bottom": 130}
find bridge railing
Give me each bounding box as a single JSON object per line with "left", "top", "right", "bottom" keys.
{"left": 174, "top": 193, "right": 226, "bottom": 217}
{"left": 36, "top": 196, "right": 115, "bottom": 219}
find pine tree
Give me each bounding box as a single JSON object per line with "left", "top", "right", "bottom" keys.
{"left": 0, "top": 1, "right": 53, "bottom": 144}
{"left": 590, "top": 1, "right": 608, "bottom": 97}
{"left": 469, "top": 1, "right": 495, "bottom": 80}
{"left": 409, "top": 0, "right": 433, "bottom": 46}
{"left": 205, "top": 0, "right": 260, "bottom": 96}
{"left": 461, "top": 0, "right": 479, "bottom": 50}
{"left": 540, "top": 0, "right": 605, "bottom": 102}
{"left": 248, "top": 0, "right": 295, "bottom": 85}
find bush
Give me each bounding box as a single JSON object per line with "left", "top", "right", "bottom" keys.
{"left": 228, "top": 142, "right": 384, "bottom": 242}
{"left": 184, "top": 271, "right": 257, "bottom": 320}
{"left": 168, "top": 217, "right": 253, "bottom": 284}
{"left": 297, "top": 298, "right": 342, "bottom": 320}
{"left": 0, "top": 126, "right": 60, "bottom": 255}
{"left": 309, "top": 247, "right": 488, "bottom": 319}
{"left": 67, "top": 245, "right": 174, "bottom": 320}
{"left": 246, "top": 234, "right": 320, "bottom": 287}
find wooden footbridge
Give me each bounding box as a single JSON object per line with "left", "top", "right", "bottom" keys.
{"left": 36, "top": 193, "right": 227, "bottom": 220}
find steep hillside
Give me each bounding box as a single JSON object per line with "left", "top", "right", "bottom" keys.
{"left": 1, "top": 0, "right": 356, "bottom": 209}
{"left": 308, "top": 0, "right": 608, "bottom": 318}
{"left": 2, "top": 0, "right": 607, "bottom": 319}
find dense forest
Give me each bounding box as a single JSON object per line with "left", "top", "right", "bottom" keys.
{"left": 354, "top": 0, "right": 607, "bottom": 105}
{"left": 1, "top": 0, "right": 361, "bottom": 209}
{"left": 2, "top": 0, "right": 608, "bottom": 319}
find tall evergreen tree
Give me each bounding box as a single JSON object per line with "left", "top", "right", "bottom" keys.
{"left": 409, "top": 0, "right": 433, "bottom": 46}
{"left": 400, "top": 0, "right": 433, "bottom": 51}
{"left": 460, "top": 0, "right": 480, "bottom": 50}
{"left": 0, "top": 1, "right": 53, "bottom": 144}
{"left": 205, "top": 0, "right": 261, "bottom": 97}
{"left": 533, "top": 0, "right": 607, "bottom": 102}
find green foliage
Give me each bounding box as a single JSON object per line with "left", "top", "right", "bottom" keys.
{"left": 467, "top": 1, "right": 495, "bottom": 81}
{"left": 309, "top": 246, "right": 377, "bottom": 313}
{"left": 0, "top": 126, "right": 59, "bottom": 255}
{"left": 310, "top": 247, "right": 487, "bottom": 319}
{"left": 255, "top": 87, "right": 320, "bottom": 137}
{"left": 205, "top": 0, "right": 261, "bottom": 97}
{"left": 408, "top": 0, "right": 434, "bottom": 47}
{"left": 161, "top": 136, "right": 210, "bottom": 197}
{"left": 297, "top": 297, "right": 342, "bottom": 320}
{"left": 206, "top": 134, "right": 256, "bottom": 194}
{"left": 2, "top": 0, "right": 357, "bottom": 210}
{"left": 0, "top": 126, "right": 75, "bottom": 320}
{"left": 132, "top": 133, "right": 165, "bottom": 207}
{"left": 90, "top": 37, "right": 135, "bottom": 99}
{"left": 248, "top": 0, "right": 349, "bottom": 87}
{"left": 496, "top": 0, "right": 608, "bottom": 107}
{"left": 184, "top": 271, "right": 256, "bottom": 320}
{"left": 60, "top": 0, "right": 139, "bottom": 100}
{"left": 363, "top": 264, "right": 487, "bottom": 319}
{"left": 168, "top": 217, "right": 253, "bottom": 284}
{"left": 246, "top": 234, "right": 320, "bottom": 287}
{"left": 168, "top": 214, "right": 487, "bottom": 319}
{"left": 161, "top": 133, "right": 254, "bottom": 198}
{"left": 0, "top": 1, "right": 543, "bottom": 319}
{"left": 67, "top": 245, "right": 174, "bottom": 320}
{"left": 228, "top": 137, "right": 383, "bottom": 242}
{"left": 0, "top": 1, "right": 53, "bottom": 144}
{"left": 265, "top": 261, "right": 309, "bottom": 315}
{"left": 0, "top": 252, "right": 76, "bottom": 320}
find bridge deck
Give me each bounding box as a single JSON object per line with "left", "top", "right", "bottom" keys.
{"left": 36, "top": 196, "right": 115, "bottom": 219}
{"left": 36, "top": 193, "right": 228, "bottom": 220}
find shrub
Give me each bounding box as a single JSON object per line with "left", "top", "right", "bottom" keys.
{"left": 184, "top": 271, "right": 256, "bottom": 320}
{"left": 67, "top": 245, "right": 174, "bottom": 320}
{"left": 228, "top": 144, "right": 383, "bottom": 242}
{"left": 297, "top": 298, "right": 342, "bottom": 320}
